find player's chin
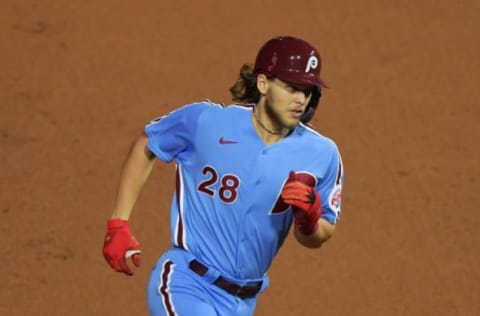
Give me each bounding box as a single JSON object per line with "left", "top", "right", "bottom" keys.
{"left": 282, "top": 119, "right": 300, "bottom": 130}
{"left": 285, "top": 113, "right": 302, "bottom": 126}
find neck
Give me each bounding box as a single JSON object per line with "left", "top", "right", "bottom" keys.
{"left": 253, "top": 106, "right": 288, "bottom": 135}
{"left": 252, "top": 106, "right": 289, "bottom": 143}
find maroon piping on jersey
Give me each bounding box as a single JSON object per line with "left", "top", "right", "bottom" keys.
{"left": 336, "top": 161, "right": 342, "bottom": 185}
{"left": 175, "top": 167, "right": 185, "bottom": 249}
{"left": 159, "top": 260, "right": 176, "bottom": 316}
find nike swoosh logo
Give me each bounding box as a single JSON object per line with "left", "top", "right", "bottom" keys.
{"left": 219, "top": 137, "right": 238, "bottom": 144}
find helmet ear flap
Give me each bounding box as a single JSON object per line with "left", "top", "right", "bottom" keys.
{"left": 301, "top": 87, "right": 322, "bottom": 123}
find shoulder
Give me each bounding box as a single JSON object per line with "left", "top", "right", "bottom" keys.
{"left": 179, "top": 100, "right": 252, "bottom": 114}
{"left": 292, "top": 123, "right": 342, "bottom": 167}
{"left": 296, "top": 123, "right": 340, "bottom": 153}
{"left": 145, "top": 100, "right": 223, "bottom": 131}
{"left": 221, "top": 103, "right": 253, "bottom": 116}
{"left": 193, "top": 102, "right": 253, "bottom": 120}
{"left": 178, "top": 100, "right": 224, "bottom": 114}
{"left": 151, "top": 100, "right": 224, "bottom": 124}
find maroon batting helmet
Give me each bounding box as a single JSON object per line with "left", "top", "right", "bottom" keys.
{"left": 254, "top": 36, "right": 328, "bottom": 123}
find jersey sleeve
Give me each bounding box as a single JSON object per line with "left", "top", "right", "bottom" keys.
{"left": 144, "top": 102, "right": 212, "bottom": 162}
{"left": 317, "top": 145, "right": 344, "bottom": 225}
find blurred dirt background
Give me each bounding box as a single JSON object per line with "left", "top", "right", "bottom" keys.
{"left": 1, "top": 0, "right": 479, "bottom": 315}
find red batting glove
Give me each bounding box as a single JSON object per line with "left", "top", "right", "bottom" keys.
{"left": 281, "top": 171, "right": 323, "bottom": 235}
{"left": 102, "top": 219, "right": 141, "bottom": 276}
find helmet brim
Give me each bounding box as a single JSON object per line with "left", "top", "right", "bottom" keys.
{"left": 275, "top": 71, "right": 329, "bottom": 89}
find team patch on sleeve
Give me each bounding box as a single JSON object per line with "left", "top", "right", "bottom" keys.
{"left": 328, "top": 186, "right": 342, "bottom": 213}
{"left": 328, "top": 156, "right": 344, "bottom": 216}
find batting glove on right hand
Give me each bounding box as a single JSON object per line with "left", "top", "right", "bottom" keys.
{"left": 102, "top": 219, "right": 141, "bottom": 276}
{"left": 281, "top": 171, "right": 323, "bottom": 235}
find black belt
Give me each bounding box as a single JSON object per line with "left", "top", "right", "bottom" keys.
{"left": 189, "top": 260, "right": 262, "bottom": 299}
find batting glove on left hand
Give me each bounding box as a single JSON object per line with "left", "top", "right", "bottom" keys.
{"left": 281, "top": 171, "right": 323, "bottom": 235}
{"left": 102, "top": 219, "right": 141, "bottom": 276}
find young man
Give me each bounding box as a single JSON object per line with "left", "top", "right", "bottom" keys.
{"left": 103, "top": 36, "right": 344, "bottom": 316}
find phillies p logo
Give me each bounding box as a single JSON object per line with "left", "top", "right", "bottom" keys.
{"left": 305, "top": 56, "right": 318, "bottom": 73}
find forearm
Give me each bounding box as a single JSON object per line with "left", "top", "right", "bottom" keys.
{"left": 294, "top": 218, "right": 335, "bottom": 249}
{"left": 111, "top": 133, "right": 155, "bottom": 220}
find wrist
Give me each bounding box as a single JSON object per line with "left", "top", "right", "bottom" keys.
{"left": 293, "top": 205, "right": 321, "bottom": 235}
{"left": 107, "top": 218, "right": 129, "bottom": 229}
{"left": 294, "top": 218, "right": 319, "bottom": 235}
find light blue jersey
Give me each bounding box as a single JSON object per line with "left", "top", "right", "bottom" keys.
{"left": 145, "top": 101, "right": 344, "bottom": 316}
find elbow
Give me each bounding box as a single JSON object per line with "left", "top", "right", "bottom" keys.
{"left": 302, "top": 239, "right": 325, "bottom": 249}
{"left": 294, "top": 218, "right": 335, "bottom": 249}
{"left": 294, "top": 228, "right": 332, "bottom": 249}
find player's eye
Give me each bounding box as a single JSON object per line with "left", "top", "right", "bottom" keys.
{"left": 271, "top": 78, "right": 313, "bottom": 97}
{"left": 288, "top": 84, "right": 313, "bottom": 97}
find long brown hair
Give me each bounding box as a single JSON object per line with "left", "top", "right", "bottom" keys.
{"left": 229, "top": 64, "right": 261, "bottom": 104}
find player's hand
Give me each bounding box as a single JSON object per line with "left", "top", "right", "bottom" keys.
{"left": 281, "top": 171, "right": 323, "bottom": 235}
{"left": 102, "top": 219, "right": 141, "bottom": 276}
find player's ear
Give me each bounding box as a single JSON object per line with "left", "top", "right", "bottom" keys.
{"left": 256, "top": 73, "right": 269, "bottom": 95}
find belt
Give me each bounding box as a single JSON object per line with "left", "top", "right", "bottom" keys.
{"left": 189, "top": 260, "right": 262, "bottom": 299}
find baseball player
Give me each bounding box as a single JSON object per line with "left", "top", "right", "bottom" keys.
{"left": 102, "top": 36, "right": 344, "bottom": 316}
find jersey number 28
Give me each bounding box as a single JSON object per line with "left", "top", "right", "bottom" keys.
{"left": 197, "top": 166, "right": 240, "bottom": 203}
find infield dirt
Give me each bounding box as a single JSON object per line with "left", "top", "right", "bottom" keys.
{"left": 1, "top": 1, "right": 479, "bottom": 315}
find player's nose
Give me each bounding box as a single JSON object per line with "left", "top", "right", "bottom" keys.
{"left": 293, "top": 91, "right": 307, "bottom": 105}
